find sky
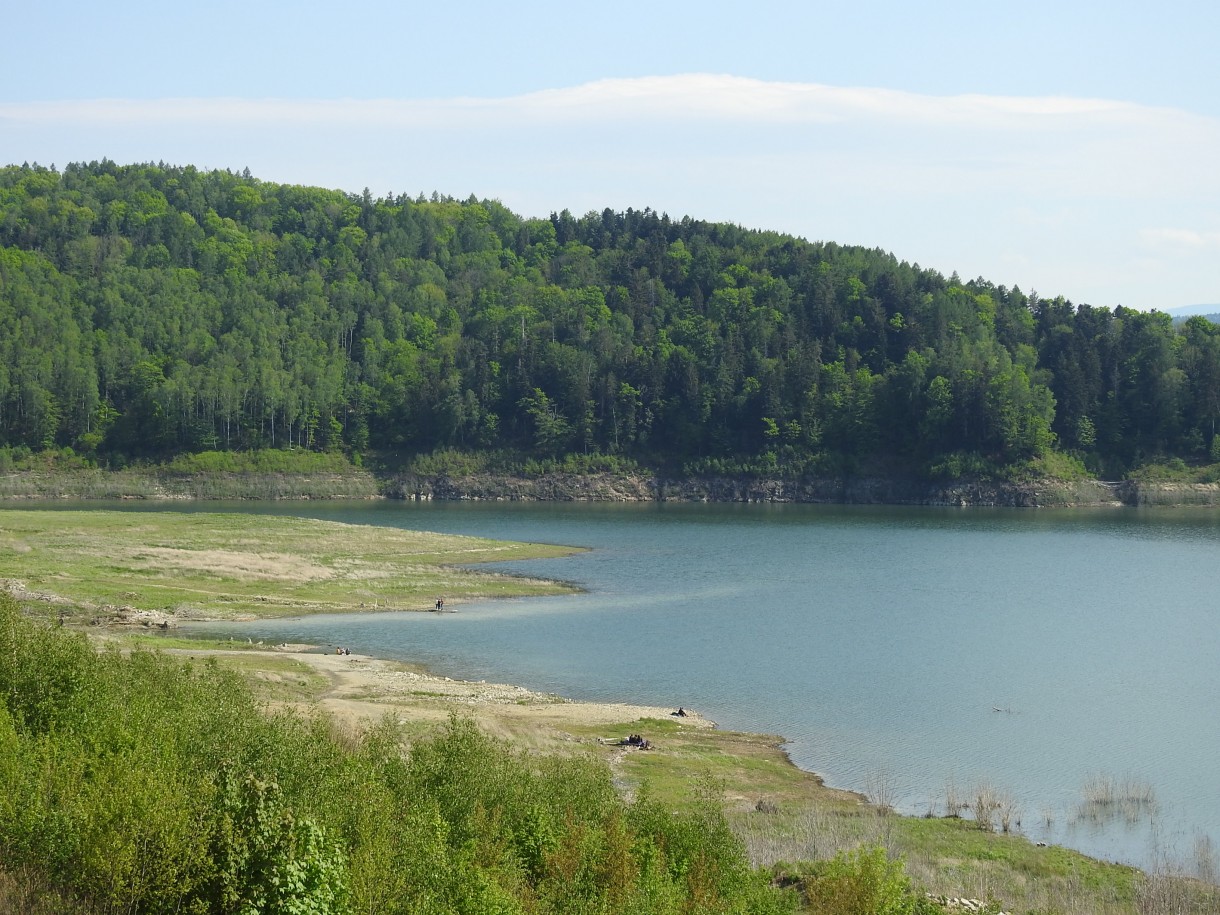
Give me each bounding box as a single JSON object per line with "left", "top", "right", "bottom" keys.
{"left": 2, "top": 0, "right": 1218, "bottom": 311}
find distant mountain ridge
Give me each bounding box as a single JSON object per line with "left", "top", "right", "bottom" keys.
{"left": 1166, "top": 304, "right": 1220, "bottom": 327}
{"left": 1166, "top": 303, "right": 1220, "bottom": 317}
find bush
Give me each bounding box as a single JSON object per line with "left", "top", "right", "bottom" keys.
{"left": 210, "top": 772, "right": 349, "bottom": 915}
{"left": 0, "top": 600, "right": 100, "bottom": 732}
{"left": 682, "top": 454, "right": 814, "bottom": 480}
{"left": 403, "top": 449, "right": 643, "bottom": 478}
{"left": 164, "top": 449, "right": 357, "bottom": 475}
{"left": 1016, "top": 450, "right": 1090, "bottom": 481}
{"left": 403, "top": 447, "right": 499, "bottom": 476}
{"left": 926, "top": 451, "right": 997, "bottom": 481}
{"left": 803, "top": 845, "right": 936, "bottom": 915}
{"left": 0, "top": 445, "right": 75, "bottom": 472}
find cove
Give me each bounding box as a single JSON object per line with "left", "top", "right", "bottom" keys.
{"left": 95, "top": 499, "right": 1220, "bottom": 871}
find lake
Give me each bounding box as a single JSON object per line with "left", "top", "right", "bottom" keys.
{"left": 67, "top": 500, "right": 1220, "bottom": 870}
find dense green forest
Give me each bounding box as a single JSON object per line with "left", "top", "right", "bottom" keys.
{"left": 3, "top": 160, "right": 1219, "bottom": 480}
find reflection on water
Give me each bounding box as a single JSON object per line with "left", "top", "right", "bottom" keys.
{"left": 23, "top": 499, "right": 1220, "bottom": 871}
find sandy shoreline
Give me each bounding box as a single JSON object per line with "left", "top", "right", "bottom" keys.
{"left": 181, "top": 642, "right": 872, "bottom": 815}
{"left": 170, "top": 642, "right": 719, "bottom": 744}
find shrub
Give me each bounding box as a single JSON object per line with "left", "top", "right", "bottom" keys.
{"left": 210, "top": 771, "right": 350, "bottom": 915}
{"left": 164, "top": 449, "right": 357, "bottom": 475}
{"left": 404, "top": 448, "right": 499, "bottom": 476}
{"left": 0, "top": 598, "right": 100, "bottom": 733}
{"left": 803, "top": 844, "right": 936, "bottom": 915}
{"left": 926, "top": 451, "right": 997, "bottom": 481}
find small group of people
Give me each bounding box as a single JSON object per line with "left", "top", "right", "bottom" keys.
{"left": 335, "top": 646, "right": 351, "bottom": 656}
{"left": 434, "top": 598, "right": 445, "bottom": 611}
{"left": 620, "top": 733, "right": 653, "bottom": 750}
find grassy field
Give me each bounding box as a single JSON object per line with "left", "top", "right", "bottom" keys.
{"left": 0, "top": 509, "right": 582, "bottom": 621}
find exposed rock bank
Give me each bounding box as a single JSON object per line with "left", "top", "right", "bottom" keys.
{"left": 5, "top": 468, "right": 1218, "bottom": 507}
{"left": 387, "top": 472, "right": 1218, "bottom": 507}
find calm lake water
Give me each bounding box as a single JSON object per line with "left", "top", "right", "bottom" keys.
{"left": 43, "top": 500, "right": 1220, "bottom": 870}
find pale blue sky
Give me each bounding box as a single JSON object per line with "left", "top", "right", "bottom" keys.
{"left": 3, "top": 1, "right": 1218, "bottom": 310}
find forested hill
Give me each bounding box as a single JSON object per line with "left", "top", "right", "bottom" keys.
{"left": 2, "top": 160, "right": 1219, "bottom": 481}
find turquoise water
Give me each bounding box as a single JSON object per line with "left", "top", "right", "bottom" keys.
{"left": 48, "top": 500, "right": 1220, "bottom": 870}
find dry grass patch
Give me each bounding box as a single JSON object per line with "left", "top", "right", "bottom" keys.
{"left": 0, "top": 509, "right": 582, "bottom": 619}
{"left": 129, "top": 547, "right": 336, "bottom": 582}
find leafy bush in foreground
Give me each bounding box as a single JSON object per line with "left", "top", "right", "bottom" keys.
{"left": 802, "top": 845, "right": 939, "bottom": 915}
{"left": 0, "top": 594, "right": 793, "bottom": 914}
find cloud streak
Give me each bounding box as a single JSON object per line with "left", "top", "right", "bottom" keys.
{"left": 6, "top": 75, "right": 1215, "bottom": 204}
{"left": 1142, "top": 228, "right": 1220, "bottom": 251}
{"left": 1, "top": 75, "right": 1217, "bottom": 309}
{"left": 2, "top": 74, "right": 1212, "bottom": 132}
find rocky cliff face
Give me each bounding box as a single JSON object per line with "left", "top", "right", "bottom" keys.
{"left": 386, "top": 472, "right": 658, "bottom": 503}
{"left": 385, "top": 473, "right": 1185, "bottom": 507}
{"left": 9, "top": 468, "right": 1213, "bottom": 507}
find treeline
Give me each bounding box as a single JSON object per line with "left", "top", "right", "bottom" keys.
{"left": 3, "top": 160, "right": 1219, "bottom": 479}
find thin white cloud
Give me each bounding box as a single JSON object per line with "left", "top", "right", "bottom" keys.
{"left": 1, "top": 74, "right": 1212, "bottom": 134}
{"left": 6, "top": 76, "right": 1215, "bottom": 204}
{"left": 1, "top": 75, "right": 1217, "bottom": 309}
{"left": 1142, "top": 228, "right": 1220, "bottom": 251}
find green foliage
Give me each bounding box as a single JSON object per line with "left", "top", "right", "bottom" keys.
{"left": 211, "top": 772, "right": 350, "bottom": 915}
{"left": 3, "top": 161, "right": 1216, "bottom": 481}
{"left": 803, "top": 844, "right": 937, "bottom": 915}
{"left": 403, "top": 448, "right": 640, "bottom": 477}
{"left": 0, "top": 596, "right": 795, "bottom": 914}
{"left": 926, "top": 451, "right": 997, "bottom": 481}
{"left": 164, "top": 449, "right": 356, "bottom": 475}
{"left": 404, "top": 446, "right": 500, "bottom": 476}
{"left": 0, "top": 599, "right": 99, "bottom": 731}
{"left": 1129, "top": 458, "right": 1194, "bottom": 482}
{"left": 1016, "top": 449, "right": 1090, "bottom": 481}
{"left": 518, "top": 451, "right": 642, "bottom": 477}
{"left": 0, "top": 445, "right": 92, "bottom": 472}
